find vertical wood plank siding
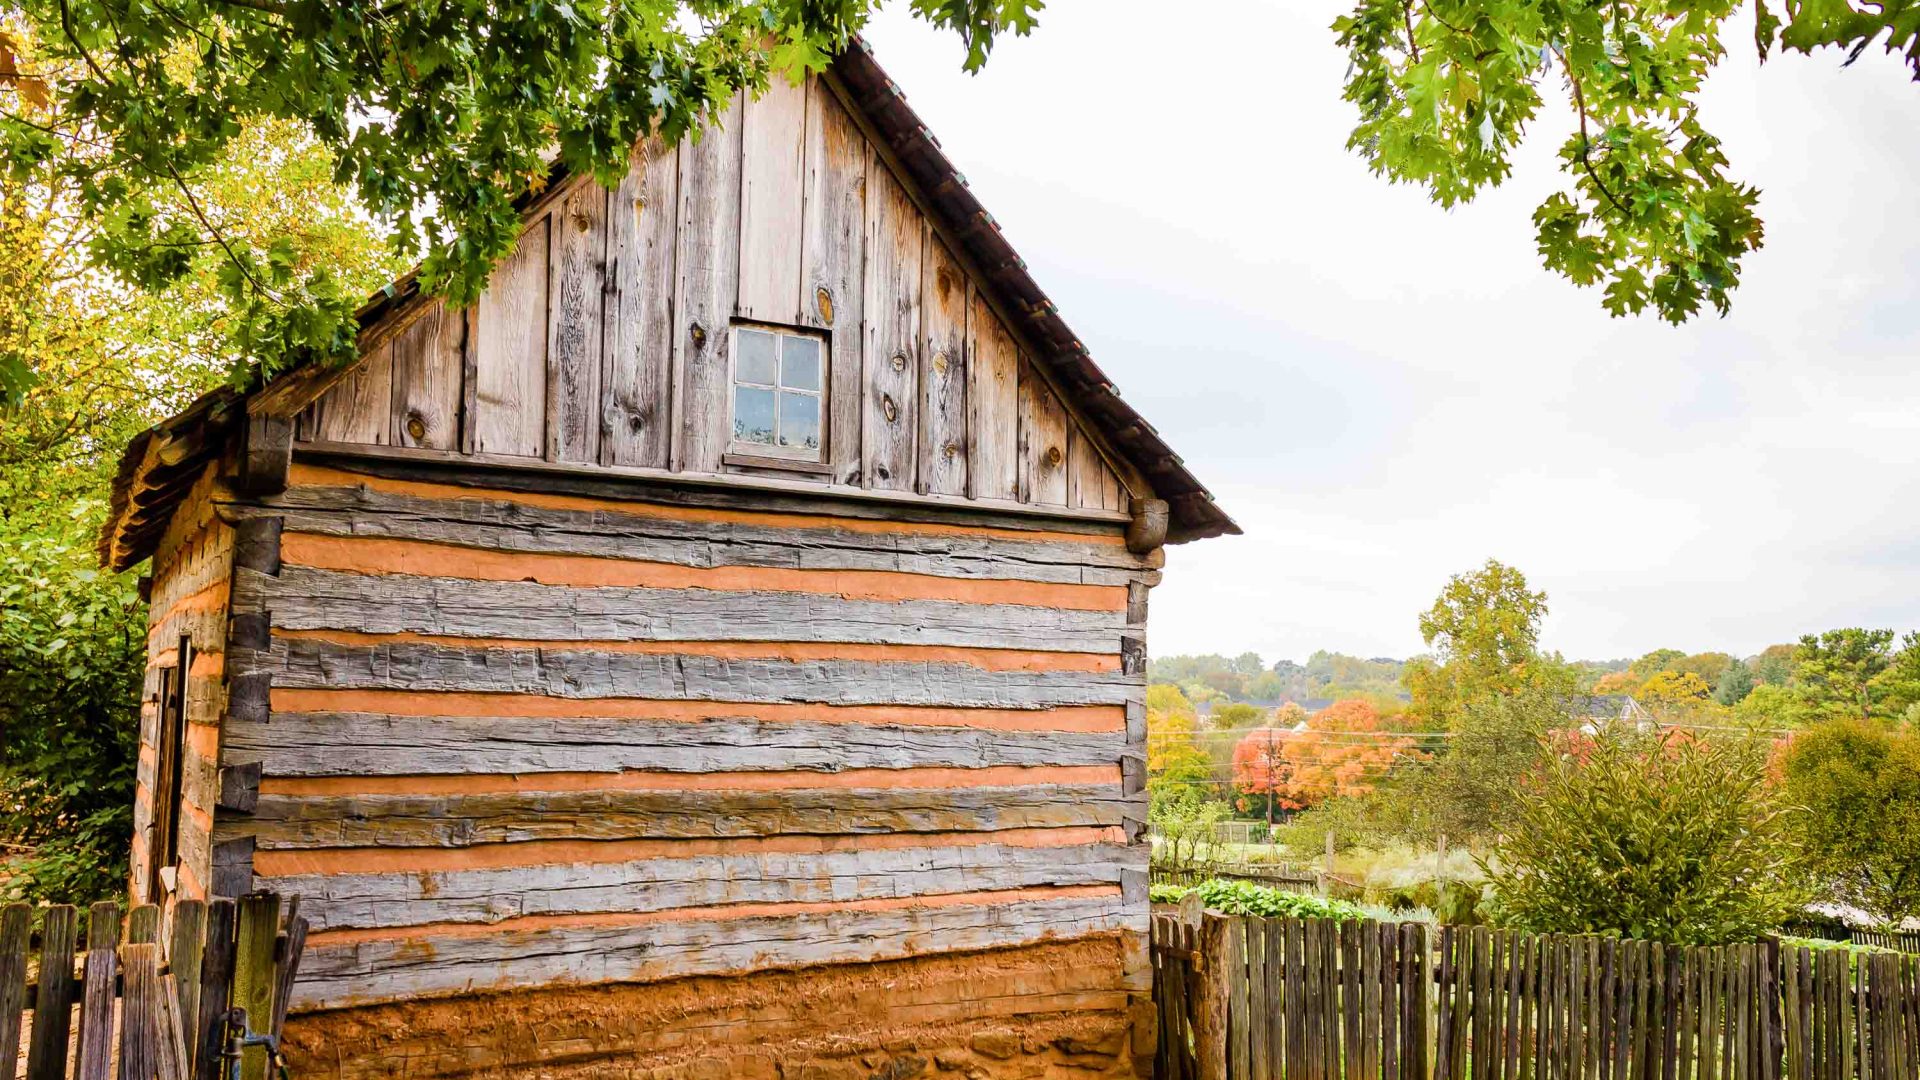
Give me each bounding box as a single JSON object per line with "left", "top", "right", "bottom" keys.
{"left": 604, "top": 137, "right": 680, "bottom": 469}
{"left": 672, "top": 94, "right": 745, "bottom": 474}
{"left": 208, "top": 466, "right": 1153, "bottom": 1013}
{"left": 296, "top": 73, "right": 1126, "bottom": 515}
{"left": 474, "top": 216, "right": 550, "bottom": 457}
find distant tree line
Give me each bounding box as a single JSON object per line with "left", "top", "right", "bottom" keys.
{"left": 1147, "top": 559, "right": 1920, "bottom": 940}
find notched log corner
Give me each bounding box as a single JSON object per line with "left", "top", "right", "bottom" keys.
{"left": 233, "top": 414, "right": 293, "bottom": 496}
{"left": 217, "top": 762, "right": 263, "bottom": 814}
{"left": 1124, "top": 498, "right": 1168, "bottom": 555}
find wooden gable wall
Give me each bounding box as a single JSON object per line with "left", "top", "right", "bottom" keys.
{"left": 299, "top": 73, "right": 1131, "bottom": 516}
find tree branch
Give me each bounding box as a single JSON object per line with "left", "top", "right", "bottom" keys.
{"left": 1554, "top": 45, "right": 1629, "bottom": 217}
{"left": 155, "top": 154, "right": 286, "bottom": 305}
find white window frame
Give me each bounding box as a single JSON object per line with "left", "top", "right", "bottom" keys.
{"left": 727, "top": 322, "right": 829, "bottom": 465}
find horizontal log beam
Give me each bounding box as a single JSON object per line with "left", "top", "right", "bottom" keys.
{"left": 226, "top": 711, "right": 1127, "bottom": 776}
{"left": 294, "top": 891, "right": 1142, "bottom": 1010}
{"left": 234, "top": 470, "right": 1154, "bottom": 585}
{"left": 262, "top": 841, "right": 1141, "bottom": 931}
{"left": 248, "top": 565, "right": 1126, "bottom": 654}
{"left": 239, "top": 782, "right": 1138, "bottom": 849}
{"left": 266, "top": 638, "right": 1143, "bottom": 708}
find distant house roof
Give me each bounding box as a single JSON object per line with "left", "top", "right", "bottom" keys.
{"left": 1569, "top": 694, "right": 1652, "bottom": 725}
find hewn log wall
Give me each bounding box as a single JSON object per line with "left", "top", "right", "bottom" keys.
{"left": 295, "top": 73, "right": 1133, "bottom": 517}
{"left": 131, "top": 467, "right": 232, "bottom": 906}
{"left": 207, "top": 458, "right": 1154, "bottom": 1036}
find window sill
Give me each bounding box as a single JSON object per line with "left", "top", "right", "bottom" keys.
{"left": 723, "top": 451, "right": 834, "bottom": 476}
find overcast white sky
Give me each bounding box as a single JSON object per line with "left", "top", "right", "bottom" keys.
{"left": 861, "top": 1, "right": 1920, "bottom": 665}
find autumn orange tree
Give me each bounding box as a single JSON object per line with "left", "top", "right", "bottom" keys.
{"left": 1232, "top": 700, "right": 1416, "bottom": 821}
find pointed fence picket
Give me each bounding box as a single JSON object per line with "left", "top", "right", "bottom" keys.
{"left": 1153, "top": 913, "right": 1920, "bottom": 1080}
{"left": 0, "top": 894, "right": 306, "bottom": 1080}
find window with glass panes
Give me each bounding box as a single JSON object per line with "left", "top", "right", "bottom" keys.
{"left": 731, "top": 326, "right": 825, "bottom": 460}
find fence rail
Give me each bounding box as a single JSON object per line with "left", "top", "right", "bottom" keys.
{"left": 1153, "top": 913, "right": 1920, "bottom": 1080}
{"left": 1, "top": 894, "right": 306, "bottom": 1080}
{"left": 1849, "top": 931, "right": 1920, "bottom": 956}
{"left": 1152, "top": 862, "right": 1324, "bottom": 894}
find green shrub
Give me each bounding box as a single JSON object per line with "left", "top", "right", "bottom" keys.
{"left": 0, "top": 503, "right": 145, "bottom": 904}
{"left": 1150, "top": 878, "right": 1371, "bottom": 921}
{"left": 1780, "top": 718, "right": 1920, "bottom": 928}
{"left": 1484, "top": 729, "right": 1803, "bottom": 944}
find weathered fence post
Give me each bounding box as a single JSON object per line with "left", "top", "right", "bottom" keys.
{"left": 1196, "top": 914, "right": 1231, "bottom": 1080}
{"left": 0, "top": 904, "right": 29, "bottom": 1072}
{"left": 1324, "top": 832, "right": 1337, "bottom": 897}
{"left": 232, "top": 892, "right": 282, "bottom": 1080}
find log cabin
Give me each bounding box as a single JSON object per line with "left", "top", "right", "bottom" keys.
{"left": 98, "top": 40, "right": 1236, "bottom": 1079}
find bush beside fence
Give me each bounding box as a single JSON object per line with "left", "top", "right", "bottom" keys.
{"left": 1153, "top": 912, "right": 1920, "bottom": 1080}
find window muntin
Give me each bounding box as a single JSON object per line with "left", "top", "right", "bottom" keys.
{"left": 732, "top": 326, "right": 826, "bottom": 460}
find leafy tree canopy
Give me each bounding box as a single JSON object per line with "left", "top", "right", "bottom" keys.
{"left": 1793, "top": 628, "right": 1920, "bottom": 723}
{"left": 1405, "top": 558, "right": 1566, "bottom": 725}
{"left": 1713, "top": 657, "right": 1755, "bottom": 706}
{"left": 0, "top": 0, "right": 1037, "bottom": 397}
{"left": 1781, "top": 718, "right": 1920, "bottom": 927}
{"left": 0, "top": 33, "right": 395, "bottom": 899}
{"left": 1333, "top": 0, "right": 1918, "bottom": 324}
{"left": 1145, "top": 682, "right": 1212, "bottom": 786}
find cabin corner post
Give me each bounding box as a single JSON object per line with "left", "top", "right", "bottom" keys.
{"left": 213, "top": 512, "right": 281, "bottom": 898}
{"left": 235, "top": 413, "right": 293, "bottom": 496}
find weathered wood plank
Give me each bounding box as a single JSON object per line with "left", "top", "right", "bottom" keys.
{"left": 74, "top": 947, "right": 115, "bottom": 1080}
{"left": 604, "top": 138, "right": 679, "bottom": 469}
{"left": 155, "top": 971, "right": 188, "bottom": 1080}
{"left": 0, "top": 904, "right": 28, "bottom": 1076}
{"left": 388, "top": 300, "right": 466, "bottom": 451}
{"left": 799, "top": 81, "right": 866, "bottom": 485}
{"left": 263, "top": 841, "right": 1134, "bottom": 931}
{"left": 1068, "top": 426, "right": 1119, "bottom": 512}
{"left": 546, "top": 181, "right": 609, "bottom": 464}
{"left": 919, "top": 235, "right": 969, "bottom": 498}
{"left": 226, "top": 709, "right": 1125, "bottom": 776}
{"left": 305, "top": 342, "right": 394, "bottom": 446}
{"left": 120, "top": 942, "right": 162, "bottom": 1080}
{"left": 862, "top": 165, "right": 922, "bottom": 492}
{"left": 1228, "top": 918, "right": 1249, "bottom": 1080}
{"left": 673, "top": 98, "right": 744, "bottom": 473}
{"left": 127, "top": 903, "right": 161, "bottom": 944}
{"left": 257, "top": 564, "right": 1126, "bottom": 652}
{"left": 26, "top": 905, "right": 79, "bottom": 1080}
{"left": 278, "top": 443, "right": 1134, "bottom": 535}
{"left": 737, "top": 74, "right": 808, "bottom": 324}
{"left": 266, "top": 637, "right": 1142, "bottom": 708}
{"left": 169, "top": 899, "right": 206, "bottom": 1069}
{"left": 239, "top": 782, "right": 1134, "bottom": 850}
{"left": 193, "top": 900, "right": 236, "bottom": 1080}
{"left": 294, "top": 893, "right": 1141, "bottom": 1011}
{"left": 474, "top": 214, "right": 550, "bottom": 457}
{"left": 232, "top": 894, "right": 279, "bottom": 1080}
{"left": 258, "top": 482, "right": 1150, "bottom": 583}
{"left": 967, "top": 291, "right": 1020, "bottom": 502}
{"left": 1019, "top": 358, "right": 1069, "bottom": 507}
{"left": 270, "top": 915, "right": 307, "bottom": 1043}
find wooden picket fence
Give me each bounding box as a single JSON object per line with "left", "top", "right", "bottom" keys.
{"left": 1153, "top": 913, "right": 1920, "bottom": 1080}
{"left": 1850, "top": 932, "right": 1920, "bottom": 957}
{"left": 0, "top": 894, "right": 306, "bottom": 1080}
{"left": 1154, "top": 862, "right": 1325, "bottom": 895}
